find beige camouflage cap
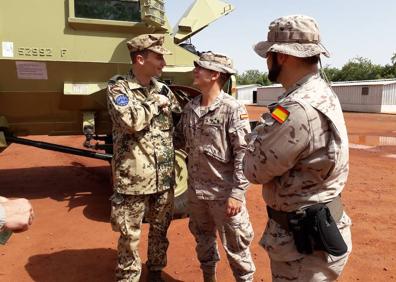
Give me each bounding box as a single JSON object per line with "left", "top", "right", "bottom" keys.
{"left": 194, "top": 51, "right": 236, "bottom": 74}
{"left": 127, "top": 34, "right": 171, "bottom": 55}
{"left": 254, "top": 15, "right": 330, "bottom": 58}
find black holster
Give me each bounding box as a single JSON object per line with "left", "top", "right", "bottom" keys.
{"left": 267, "top": 197, "right": 348, "bottom": 256}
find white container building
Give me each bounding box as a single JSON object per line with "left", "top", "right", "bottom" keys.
{"left": 236, "top": 84, "right": 261, "bottom": 105}
{"left": 257, "top": 79, "right": 396, "bottom": 114}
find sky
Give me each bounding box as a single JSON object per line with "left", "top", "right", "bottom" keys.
{"left": 165, "top": 0, "right": 396, "bottom": 73}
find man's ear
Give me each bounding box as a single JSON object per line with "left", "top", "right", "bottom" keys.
{"left": 135, "top": 54, "right": 145, "bottom": 66}
{"left": 211, "top": 71, "right": 221, "bottom": 81}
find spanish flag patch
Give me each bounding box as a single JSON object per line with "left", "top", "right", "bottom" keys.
{"left": 271, "top": 105, "right": 289, "bottom": 124}
{"left": 240, "top": 113, "right": 249, "bottom": 120}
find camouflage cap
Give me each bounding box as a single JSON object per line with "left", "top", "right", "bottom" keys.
{"left": 194, "top": 51, "right": 236, "bottom": 74}
{"left": 253, "top": 15, "right": 330, "bottom": 58}
{"left": 127, "top": 34, "right": 171, "bottom": 55}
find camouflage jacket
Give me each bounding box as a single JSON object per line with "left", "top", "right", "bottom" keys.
{"left": 107, "top": 71, "right": 181, "bottom": 195}
{"left": 243, "top": 73, "right": 350, "bottom": 261}
{"left": 175, "top": 91, "right": 251, "bottom": 201}
{"left": 243, "top": 73, "right": 349, "bottom": 211}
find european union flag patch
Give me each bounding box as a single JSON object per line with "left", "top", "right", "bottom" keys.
{"left": 115, "top": 95, "right": 129, "bottom": 106}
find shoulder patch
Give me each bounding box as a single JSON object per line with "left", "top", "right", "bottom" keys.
{"left": 114, "top": 95, "right": 129, "bottom": 106}
{"left": 271, "top": 105, "right": 289, "bottom": 124}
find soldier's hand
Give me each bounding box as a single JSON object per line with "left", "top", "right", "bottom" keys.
{"left": 153, "top": 94, "right": 170, "bottom": 108}
{"left": 1, "top": 198, "right": 34, "bottom": 232}
{"left": 226, "top": 197, "right": 242, "bottom": 217}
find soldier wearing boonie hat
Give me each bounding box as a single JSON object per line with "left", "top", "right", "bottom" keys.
{"left": 253, "top": 14, "right": 330, "bottom": 59}
{"left": 193, "top": 51, "right": 237, "bottom": 74}
{"left": 174, "top": 51, "right": 255, "bottom": 282}
{"left": 243, "top": 15, "right": 352, "bottom": 281}
{"left": 107, "top": 33, "right": 181, "bottom": 282}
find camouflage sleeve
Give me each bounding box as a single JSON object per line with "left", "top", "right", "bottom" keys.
{"left": 107, "top": 78, "right": 159, "bottom": 133}
{"left": 243, "top": 102, "right": 310, "bottom": 184}
{"left": 168, "top": 88, "right": 183, "bottom": 114}
{"left": 228, "top": 104, "right": 251, "bottom": 201}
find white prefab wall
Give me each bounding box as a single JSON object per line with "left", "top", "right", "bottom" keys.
{"left": 257, "top": 80, "right": 396, "bottom": 113}
{"left": 382, "top": 84, "right": 396, "bottom": 113}
{"left": 332, "top": 85, "right": 384, "bottom": 113}
{"left": 236, "top": 85, "right": 260, "bottom": 105}
{"left": 257, "top": 86, "right": 284, "bottom": 106}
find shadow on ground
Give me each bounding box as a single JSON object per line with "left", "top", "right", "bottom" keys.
{"left": 26, "top": 249, "right": 183, "bottom": 282}
{"left": 0, "top": 165, "right": 112, "bottom": 222}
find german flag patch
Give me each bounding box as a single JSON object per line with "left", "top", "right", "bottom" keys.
{"left": 240, "top": 113, "right": 249, "bottom": 120}
{"left": 271, "top": 105, "right": 289, "bottom": 124}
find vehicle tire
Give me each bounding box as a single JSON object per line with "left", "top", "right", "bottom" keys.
{"left": 142, "top": 149, "right": 189, "bottom": 222}
{"left": 172, "top": 149, "right": 189, "bottom": 219}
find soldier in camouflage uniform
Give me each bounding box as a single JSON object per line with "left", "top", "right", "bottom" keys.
{"left": 107, "top": 34, "right": 181, "bottom": 282}
{"left": 244, "top": 15, "right": 352, "bottom": 281}
{"left": 175, "top": 52, "right": 256, "bottom": 282}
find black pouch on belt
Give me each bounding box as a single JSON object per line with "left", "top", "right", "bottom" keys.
{"left": 306, "top": 204, "right": 348, "bottom": 256}
{"left": 287, "top": 212, "right": 314, "bottom": 255}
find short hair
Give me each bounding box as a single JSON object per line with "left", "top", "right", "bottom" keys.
{"left": 130, "top": 50, "right": 149, "bottom": 64}
{"left": 303, "top": 55, "right": 320, "bottom": 65}
{"left": 218, "top": 72, "right": 231, "bottom": 87}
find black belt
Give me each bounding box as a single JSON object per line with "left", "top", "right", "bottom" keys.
{"left": 267, "top": 196, "right": 343, "bottom": 232}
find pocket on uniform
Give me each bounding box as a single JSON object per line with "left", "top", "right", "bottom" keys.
{"left": 202, "top": 144, "right": 230, "bottom": 163}
{"left": 201, "top": 122, "right": 224, "bottom": 144}
{"left": 237, "top": 221, "right": 254, "bottom": 250}
{"left": 110, "top": 198, "right": 125, "bottom": 232}
{"left": 224, "top": 212, "right": 254, "bottom": 252}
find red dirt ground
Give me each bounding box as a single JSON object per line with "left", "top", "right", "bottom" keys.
{"left": 1, "top": 107, "right": 395, "bottom": 281}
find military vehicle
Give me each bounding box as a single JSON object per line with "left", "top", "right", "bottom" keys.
{"left": 0, "top": 0, "right": 235, "bottom": 217}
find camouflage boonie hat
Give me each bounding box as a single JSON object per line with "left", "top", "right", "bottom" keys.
{"left": 254, "top": 15, "right": 330, "bottom": 58}
{"left": 194, "top": 51, "right": 236, "bottom": 74}
{"left": 127, "top": 34, "right": 171, "bottom": 55}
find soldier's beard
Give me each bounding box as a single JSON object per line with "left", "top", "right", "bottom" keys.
{"left": 268, "top": 53, "right": 282, "bottom": 83}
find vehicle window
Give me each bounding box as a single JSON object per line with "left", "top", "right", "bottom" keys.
{"left": 74, "top": 0, "right": 141, "bottom": 22}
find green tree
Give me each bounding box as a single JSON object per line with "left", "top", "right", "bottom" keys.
{"left": 391, "top": 53, "right": 396, "bottom": 65}
{"left": 337, "top": 57, "right": 383, "bottom": 81}
{"left": 236, "top": 69, "right": 270, "bottom": 86}
{"left": 380, "top": 64, "right": 396, "bottom": 79}
{"left": 323, "top": 66, "right": 342, "bottom": 81}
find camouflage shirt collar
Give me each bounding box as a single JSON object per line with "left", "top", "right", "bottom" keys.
{"left": 126, "top": 70, "right": 161, "bottom": 92}
{"left": 279, "top": 72, "right": 319, "bottom": 100}
{"left": 191, "top": 90, "right": 225, "bottom": 117}
{"left": 208, "top": 90, "right": 225, "bottom": 111}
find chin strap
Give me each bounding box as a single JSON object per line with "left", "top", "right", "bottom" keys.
{"left": 318, "top": 57, "right": 331, "bottom": 86}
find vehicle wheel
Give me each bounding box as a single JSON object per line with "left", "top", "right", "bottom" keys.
{"left": 173, "top": 149, "right": 189, "bottom": 219}
{"left": 143, "top": 149, "right": 189, "bottom": 222}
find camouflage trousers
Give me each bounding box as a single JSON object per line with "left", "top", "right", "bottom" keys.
{"left": 110, "top": 189, "right": 174, "bottom": 282}
{"left": 188, "top": 190, "right": 256, "bottom": 282}
{"left": 266, "top": 212, "right": 352, "bottom": 281}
